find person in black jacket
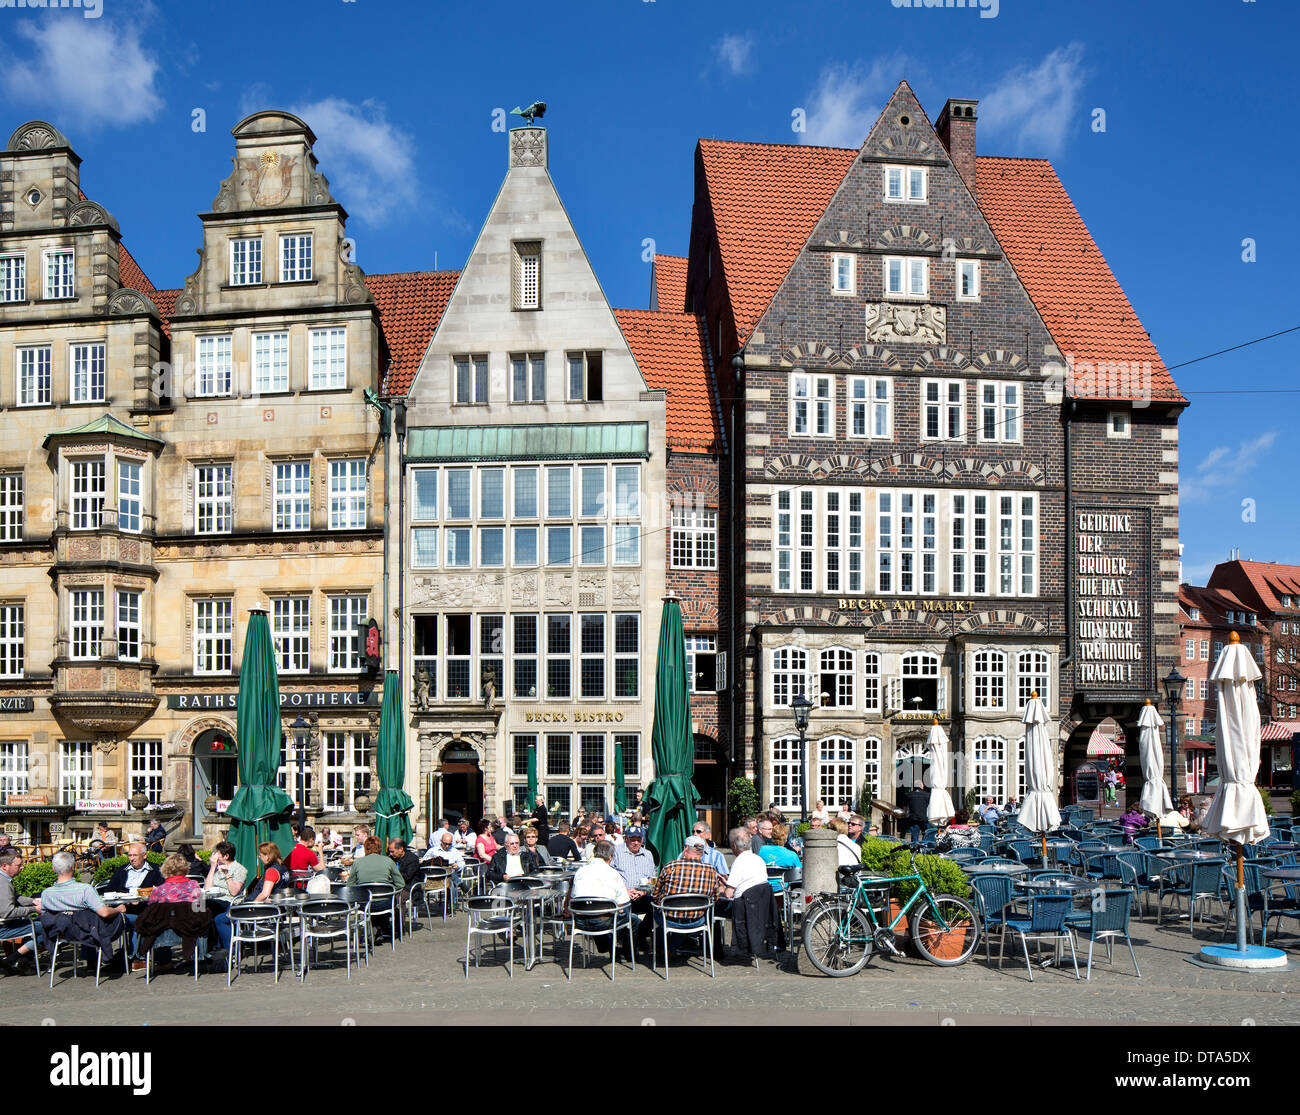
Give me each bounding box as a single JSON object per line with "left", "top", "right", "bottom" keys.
{"left": 903, "top": 783, "right": 930, "bottom": 843}
{"left": 105, "top": 843, "right": 164, "bottom": 894}
{"left": 387, "top": 838, "right": 422, "bottom": 889}
{"left": 486, "top": 832, "right": 540, "bottom": 885}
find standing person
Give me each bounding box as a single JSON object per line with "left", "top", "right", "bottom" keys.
{"left": 0, "top": 849, "right": 43, "bottom": 974}
{"left": 904, "top": 782, "right": 930, "bottom": 844}
{"left": 547, "top": 820, "right": 581, "bottom": 862}
{"left": 1104, "top": 766, "right": 1119, "bottom": 807}
{"left": 531, "top": 795, "right": 550, "bottom": 846}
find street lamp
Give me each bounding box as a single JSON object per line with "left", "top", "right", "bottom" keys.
{"left": 290, "top": 713, "right": 314, "bottom": 831}
{"left": 792, "top": 693, "right": 812, "bottom": 822}
{"left": 1161, "top": 666, "right": 1186, "bottom": 799}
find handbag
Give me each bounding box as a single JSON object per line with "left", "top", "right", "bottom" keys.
{"left": 306, "top": 873, "right": 331, "bottom": 897}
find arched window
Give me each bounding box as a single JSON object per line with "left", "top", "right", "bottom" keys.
{"left": 972, "top": 736, "right": 1006, "bottom": 802}
{"left": 973, "top": 650, "right": 1006, "bottom": 710}
{"left": 817, "top": 736, "right": 855, "bottom": 807}
{"left": 818, "top": 647, "right": 855, "bottom": 708}
{"left": 770, "top": 736, "right": 802, "bottom": 811}
{"left": 770, "top": 647, "right": 807, "bottom": 707}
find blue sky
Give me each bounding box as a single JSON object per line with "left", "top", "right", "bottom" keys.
{"left": 2, "top": 0, "right": 1295, "bottom": 581}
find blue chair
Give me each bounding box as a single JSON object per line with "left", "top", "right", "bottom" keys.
{"left": 1067, "top": 889, "right": 1140, "bottom": 980}
{"left": 1262, "top": 876, "right": 1300, "bottom": 946}
{"left": 1216, "top": 861, "right": 1275, "bottom": 943}
{"left": 1084, "top": 853, "right": 1124, "bottom": 884}
{"left": 1027, "top": 870, "right": 1072, "bottom": 883}
{"left": 1074, "top": 808, "right": 1095, "bottom": 825}
{"left": 947, "top": 848, "right": 986, "bottom": 864}
{"left": 1006, "top": 839, "right": 1043, "bottom": 867}
{"left": 1133, "top": 835, "right": 1164, "bottom": 852}
{"left": 999, "top": 894, "right": 1080, "bottom": 981}
{"left": 978, "top": 856, "right": 1018, "bottom": 868}
{"left": 1156, "top": 860, "right": 1227, "bottom": 930}
{"left": 968, "top": 873, "right": 1016, "bottom": 964}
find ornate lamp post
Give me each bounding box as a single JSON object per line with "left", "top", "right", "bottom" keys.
{"left": 289, "top": 713, "right": 315, "bottom": 831}
{"left": 1161, "top": 666, "right": 1186, "bottom": 799}
{"left": 792, "top": 693, "right": 812, "bottom": 822}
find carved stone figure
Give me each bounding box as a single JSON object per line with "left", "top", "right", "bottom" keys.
{"left": 481, "top": 667, "right": 498, "bottom": 708}
{"left": 414, "top": 665, "right": 431, "bottom": 711}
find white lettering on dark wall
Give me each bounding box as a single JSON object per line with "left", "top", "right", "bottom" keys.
{"left": 1075, "top": 510, "right": 1146, "bottom": 687}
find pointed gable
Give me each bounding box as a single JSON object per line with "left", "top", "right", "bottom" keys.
{"left": 650, "top": 254, "right": 687, "bottom": 312}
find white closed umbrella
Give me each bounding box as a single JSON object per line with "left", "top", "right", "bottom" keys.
{"left": 1018, "top": 693, "right": 1060, "bottom": 860}
{"left": 1137, "top": 699, "right": 1173, "bottom": 819}
{"left": 925, "top": 719, "right": 955, "bottom": 824}
{"left": 1201, "top": 632, "right": 1269, "bottom": 847}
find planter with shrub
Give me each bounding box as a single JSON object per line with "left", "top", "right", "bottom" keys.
{"left": 728, "top": 777, "right": 759, "bottom": 827}
{"left": 14, "top": 861, "right": 56, "bottom": 898}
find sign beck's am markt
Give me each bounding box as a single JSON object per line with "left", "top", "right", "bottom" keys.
{"left": 835, "top": 598, "right": 976, "bottom": 613}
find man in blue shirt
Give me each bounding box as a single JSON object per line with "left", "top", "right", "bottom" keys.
{"left": 691, "top": 821, "right": 729, "bottom": 876}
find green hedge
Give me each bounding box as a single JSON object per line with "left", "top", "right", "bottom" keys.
{"left": 728, "top": 777, "right": 759, "bottom": 826}
{"left": 858, "top": 837, "right": 969, "bottom": 904}
{"left": 14, "top": 861, "right": 55, "bottom": 898}
{"left": 92, "top": 852, "right": 165, "bottom": 886}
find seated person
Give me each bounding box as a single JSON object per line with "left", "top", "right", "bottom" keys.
{"left": 388, "top": 838, "right": 422, "bottom": 889}
{"left": 756, "top": 823, "right": 801, "bottom": 892}
{"left": 547, "top": 820, "right": 581, "bottom": 862}
{"left": 487, "top": 833, "right": 540, "bottom": 886}
{"left": 176, "top": 843, "right": 206, "bottom": 878}
{"left": 39, "top": 851, "right": 129, "bottom": 966}
{"left": 829, "top": 818, "right": 861, "bottom": 867}
{"left": 0, "top": 849, "right": 44, "bottom": 974}
{"left": 651, "top": 837, "right": 724, "bottom": 956}
{"left": 521, "top": 825, "right": 554, "bottom": 866}
{"left": 349, "top": 826, "right": 371, "bottom": 860}
{"left": 134, "top": 853, "right": 208, "bottom": 971}
{"left": 567, "top": 841, "right": 631, "bottom": 951}
{"left": 246, "top": 842, "right": 295, "bottom": 902}
{"left": 977, "top": 797, "right": 1003, "bottom": 825}
{"left": 94, "top": 822, "right": 118, "bottom": 864}
{"left": 144, "top": 820, "right": 167, "bottom": 856}
{"left": 284, "top": 826, "right": 325, "bottom": 885}
{"left": 1120, "top": 806, "right": 1151, "bottom": 843}
{"left": 202, "top": 840, "right": 245, "bottom": 952}
{"left": 1002, "top": 795, "right": 1021, "bottom": 816}
{"left": 473, "top": 819, "right": 498, "bottom": 864}
{"left": 421, "top": 830, "right": 468, "bottom": 895}
{"left": 347, "top": 835, "right": 406, "bottom": 889}
{"left": 105, "top": 841, "right": 164, "bottom": 894}
{"left": 935, "top": 811, "right": 981, "bottom": 851}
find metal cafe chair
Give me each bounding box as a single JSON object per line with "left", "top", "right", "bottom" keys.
{"left": 417, "top": 865, "right": 455, "bottom": 928}
{"left": 651, "top": 893, "right": 716, "bottom": 980}
{"left": 298, "top": 899, "right": 360, "bottom": 980}
{"left": 0, "top": 915, "right": 41, "bottom": 978}
{"left": 48, "top": 919, "right": 130, "bottom": 988}
{"left": 225, "top": 905, "right": 289, "bottom": 986}
{"left": 566, "top": 897, "right": 635, "bottom": 980}
{"left": 464, "top": 894, "right": 521, "bottom": 979}
{"left": 999, "top": 893, "right": 1080, "bottom": 982}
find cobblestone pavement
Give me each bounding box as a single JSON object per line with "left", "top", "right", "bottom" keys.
{"left": 3, "top": 907, "right": 1297, "bottom": 1027}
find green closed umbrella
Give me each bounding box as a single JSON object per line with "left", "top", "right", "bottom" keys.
{"left": 613, "top": 740, "right": 628, "bottom": 814}
{"left": 226, "top": 609, "right": 295, "bottom": 878}
{"left": 526, "top": 739, "right": 538, "bottom": 815}
{"left": 644, "top": 596, "right": 699, "bottom": 868}
{"left": 373, "top": 670, "right": 414, "bottom": 847}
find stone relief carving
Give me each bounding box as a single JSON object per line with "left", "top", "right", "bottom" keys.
{"left": 865, "top": 302, "right": 946, "bottom": 345}
{"left": 211, "top": 162, "right": 238, "bottom": 212}
{"left": 545, "top": 575, "right": 573, "bottom": 608}
{"left": 68, "top": 200, "right": 120, "bottom": 232}
{"left": 9, "top": 122, "right": 66, "bottom": 151}
{"left": 612, "top": 573, "right": 640, "bottom": 605}
{"left": 510, "top": 128, "right": 546, "bottom": 167}
{"left": 174, "top": 250, "right": 205, "bottom": 316}
{"left": 425, "top": 575, "right": 504, "bottom": 607}
{"left": 510, "top": 574, "right": 537, "bottom": 607}
{"left": 107, "top": 287, "right": 158, "bottom": 317}
{"left": 307, "top": 167, "right": 334, "bottom": 206}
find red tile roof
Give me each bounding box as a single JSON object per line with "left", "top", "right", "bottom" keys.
{"left": 366, "top": 270, "right": 459, "bottom": 396}
{"left": 118, "top": 243, "right": 158, "bottom": 297}
{"left": 1178, "top": 583, "right": 1259, "bottom": 626}
{"left": 697, "top": 138, "right": 856, "bottom": 345}
{"left": 976, "top": 156, "right": 1183, "bottom": 404}
{"left": 1210, "top": 560, "right": 1300, "bottom": 614}
{"left": 651, "top": 254, "right": 688, "bottom": 313}
{"left": 614, "top": 308, "right": 720, "bottom": 452}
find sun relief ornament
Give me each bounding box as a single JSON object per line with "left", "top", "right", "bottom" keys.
{"left": 241, "top": 150, "right": 296, "bottom": 207}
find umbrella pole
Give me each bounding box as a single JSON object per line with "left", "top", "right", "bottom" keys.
{"left": 1041, "top": 832, "right": 1048, "bottom": 864}
{"left": 1236, "top": 845, "right": 1247, "bottom": 953}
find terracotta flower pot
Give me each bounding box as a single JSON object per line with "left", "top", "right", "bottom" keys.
{"left": 916, "top": 918, "right": 969, "bottom": 960}
{"left": 889, "top": 898, "right": 909, "bottom": 937}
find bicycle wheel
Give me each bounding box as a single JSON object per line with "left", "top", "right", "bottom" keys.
{"left": 910, "top": 894, "right": 980, "bottom": 966}
{"left": 802, "top": 902, "right": 873, "bottom": 977}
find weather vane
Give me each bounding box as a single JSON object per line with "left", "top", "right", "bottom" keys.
{"left": 511, "top": 101, "right": 547, "bottom": 126}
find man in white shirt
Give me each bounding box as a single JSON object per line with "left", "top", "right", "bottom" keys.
{"left": 723, "top": 828, "right": 778, "bottom": 962}
{"left": 568, "top": 841, "right": 632, "bottom": 953}
{"left": 722, "top": 828, "right": 768, "bottom": 901}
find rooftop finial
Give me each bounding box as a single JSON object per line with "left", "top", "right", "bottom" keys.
{"left": 511, "top": 101, "right": 547, "bottom": 126}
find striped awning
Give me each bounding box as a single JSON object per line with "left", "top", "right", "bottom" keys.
{"left": 1261, "top": 721, "right": 1300, "bottom": 741}
{"left": 1086, "top": 728, "right": 1124, "bottom": 756}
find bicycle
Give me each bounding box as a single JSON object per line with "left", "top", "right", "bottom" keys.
{"left": 802, "top": 846, "right": 980, "bottom": 975}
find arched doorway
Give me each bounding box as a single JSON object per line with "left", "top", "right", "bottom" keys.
{"left": 692, "top": 733, "right": 726, "bottom": 835}
{"left": 438, "top": 742, "right": 482, "bottom": 826}
{"left": 893, "top": 740, "right": 931, "bottom": 798}
{"left": 192, "top": 727, "right": 238, "bottom": 837}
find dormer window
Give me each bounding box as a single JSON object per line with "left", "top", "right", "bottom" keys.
{"left": 229, "top": 237, "right": 262, "bottom": 285}
{"left": 279, "top": 234, "right": 312, "bottom": 282}
{"left": 513, "top": 241, "right": 541, "bottom": 310}
{"left": 1189, "top": 607, "right": 1200, "bottom": 620}
{"left": 43, "top": 249, "right": 73, "bottom": 299}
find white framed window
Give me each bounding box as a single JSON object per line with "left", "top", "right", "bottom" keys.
{"left": 324, "top": 731, "right": 372, "bottom": 812}
{"left": 823, "top": 489, "right": 865, "bottom": 595}
{"left": 614, "top": 613, "right": 640, "bottom": 699}
{"left": 413, "top": 614, "right": 438, "bottom": 699}
{"left": 512, "top": 614, "right": 538, "bottom": 699}
{"left": 411, "top": 527, "right": 439, "bottom": 568}
{"left": 1017, "top": 651, "right": 1050, "bottom": 710}
{"left": 328, "top": 594, "right": 368, "bottom": 672}
{"left": 546, "top": 465, "right": 571, "bottom": 518}
{"left": 996, "top": 492, "right": 1037, "bottom": 596}
{"left": 546, "top": 733, "right": 572, "bottom": 778}
{"left": 877, "top": 490, "right": 938, "bottom": 595}
{"left": 411, "top": 468, "right": 438, "bottom": 521}
{"left": 70, "top": 459, "right": 106, "bottom": 531}
{"left": 832, "top": 253, "right": 855, "bottom": 294}
{"left": 817, "top": 736, "right": 856, "bottom": 808}
{"left": 512, "top": 466, "right": 538, "bottom": 519}
{"left": 195, "top": 464, "right": 233, "bottom": 534}
{"left": 445, "top": 527, "right": 471, "bottom": 568}
{"left": 480, "top": 614, "right": 504, "bottom": 702}
{"left": 279, "top": 233, "right": 312, "bottom": 282}
{"left": 0, "top": 473, "right": 21, "bottom": 543}
{"left": 482, "top": 469, "right": 507, "bottom": 520}
{"left": 510, "top": 352, "right": 546, "bottom": 403}
{"left": 228, "top": 237, "right": 262, "bottom": 285}
{"left": 972, "top": 736, "right": 1006, "bottom": 802}
{"left": 922, "top": 380, "right": 964, "bottom": 441}
{"left": 512, "top": 526, "right": 537, "bottom": 567}
{"left": 770, "top": 646, "right": 808, "bottom": 708}
{"left": 309, "top": 327, "right": 347, "bottom": 390}
{"left": 818, "top": 647, "right": 855, "bottom": 709}
{"left": 957, "top": 259, "right": 980, "bottom": 301}
{"left": 129, "top": 739, "right": 163, "bottom": 805}
{"left": 790, "top": 372, "right": 833, "bottom": 436}
{"left": 545, "top": 525, "right": 571, "bottom": 567}
{"left": 328, "top": 459, "right": 366, "bottom": 529}
{"left": 453, "top": 354, "right": 489, "bottom": 404}
{"left": 1107, "top": 410, "right": 1131, "bottom": 439}
{"left": 252, "top": 331, "right": 290, "bottom": 394}
{"left": 0, "top": 741, "right": 29, "bottom": 802}
{"left": 1184, "top": 638, "right": 1194, "bottom": 661}
{"left": 59, "top": 741, "right": 94, "bottom": 805}
{"left": 1201, "top": 640, "right": 1209, "bottom": 660}
{"left": 70, "top": 342, "right": 106, "bottom": 403}
{"left": 774, "top": 489, "right": 816, "bottom": 593}
{"left": 70, "top": 588, "right": 103, "bottom": 659}
{"left": 671, "top": 507, "right": 717, "bottom": 569}
{"left": 43, "top": 249, "right": 74, "bottom": 299}
{"left": 116, "top": 460, "right": 141, "bottom": 533}
{"left": 513, "top": 242, "right": 541, "bottom": 310}
{"left": 480, "top": 526, "right": 505, "bottom": 567}
{"left": 884, "top": 256, "right": 927, "bottom": 297}
{"left": 578, "top": 524, "right": 604, "bottom": 566}
{"left": 0, "top": 254, "right": 26, "bottom": 302}
{"left": 194, "top": 598, "right": 233, "bottom": 674}
{"left": 273, "top": 461, "right": 311, "bottom": 531}
{"left": 884, "top": 164, "right": 926, "bottom": 202}
{"left": 979, "top": 381, "right": 1021, "bottom": 442}
{"left": 849, "top": 376, "right": 892, "bottom": 439}
{"left": 0, "top": 604, "right": 24, "bottom": 678}
{"left": 567, "top": 351, "right": 603, "bottom": 402}
{"left": 613, "top": 464, "right": 641, "bottom": 566}
{"left": 863, "top": 652, "right": 881, "bottom": 714}
{"left": 196, "top": 334, "right": 233, "bottom": 397}
{"left": 1200, "top": 678, "right": 1209, "bottom": 701}
{"left": 770, "top": 737, "right": 803, "bottom": 812}
{"left": 973, "top": 649, "right": 1007, "bottom": 710}
{"left": 17, "top": 346, "right": 51, "bottom": 406}
{"left": 862, "top": 736, "right": 882, "bottom": 801}
{"left": 685, "top": 636, "right": 716, "bottom": 694}
{"left": 116, "top": 590, "right": 141, "bottom": 661}
{"left": 900, "top": 652, "right": 944, "bottom": 715}
{"left": 271, "top": 596, "right": 310, "bottom": 673}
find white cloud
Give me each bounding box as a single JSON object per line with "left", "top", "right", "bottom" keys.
{"left": 799, "top": 56, "right": 907, "bottom": 149}
{"left": 0, "top": 19, "right": 163, "bottom": 130}
{"left": 289, "top": 98, "right": 418, "bottom": 226}
{"left": 715, "top": 33, "right": 755, "bottom": 77}
{"left": 1181, "top": 431, "right": 1278, "bottom": 502}
{"left": 980, "top": 43, "right": 1086, "bottom": 157}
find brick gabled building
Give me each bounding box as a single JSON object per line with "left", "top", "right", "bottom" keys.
{"left": 674, "top": 82, "right": 1184, "bottom": 814}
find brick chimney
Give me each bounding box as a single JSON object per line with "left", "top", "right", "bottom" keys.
{"left": 935, "top": 98, "right": 978, "bottom": 199}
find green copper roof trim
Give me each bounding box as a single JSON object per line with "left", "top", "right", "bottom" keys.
{"left": 406, "top": 422, "right": 649, "bottom": 463}
{"left": 43, "top": 413, "right": 165, "bottom": 449}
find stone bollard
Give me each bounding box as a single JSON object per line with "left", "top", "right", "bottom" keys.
{"left": 802, "top": 827, "right": 840, "bottom": 900}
